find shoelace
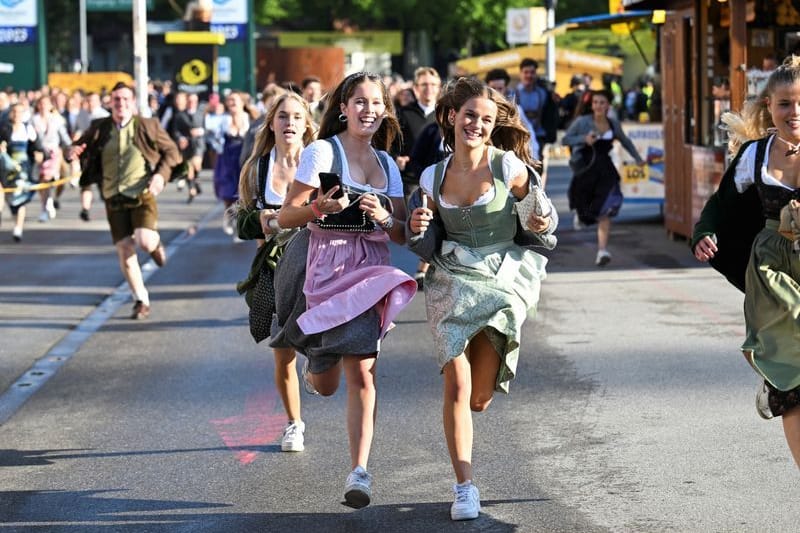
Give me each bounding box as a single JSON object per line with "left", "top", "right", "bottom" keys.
{"left": 454, "top": 485, "right": 473, "bottom": 503}
{"left": 284, "top": 424, "right": 300, "bottom": 438}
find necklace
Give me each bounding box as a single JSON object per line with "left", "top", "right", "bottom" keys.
{"left": 775, "top": 135, "right": 800, "bottom": 157}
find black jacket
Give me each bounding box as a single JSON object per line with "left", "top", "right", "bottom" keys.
{"left": 691, "top": 138, "right": 766, "bottom": 292}
{"left": 394, "top": 101, "right": 437, "bottom": 183}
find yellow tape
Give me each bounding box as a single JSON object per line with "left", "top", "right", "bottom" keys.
{"left": 1, "top": 176, "right": 75, "bottom": 194}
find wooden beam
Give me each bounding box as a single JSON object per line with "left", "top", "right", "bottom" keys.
{"left": 729, "top": 0, "right": 747, "bottom": 112}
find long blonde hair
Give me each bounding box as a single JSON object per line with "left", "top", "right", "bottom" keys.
{"left": 236, "top": 92, "right": 316, "bottom": 211}
{"left": 723, "top": 55, "right": 800, "bottom": 155}
{"left": 435, "top": 77, "right": 535, "bottom": 167}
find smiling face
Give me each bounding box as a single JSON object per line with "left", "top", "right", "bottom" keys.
{"left": 767, "top": 81, "right": 800, "bottom": 143}
{"left": 270, "top": 97, "right": 309, "bottom": 149}
{"left": 451, "top": 96, "right": 497, "bottom": 149}
{"left": 110, "top": 86, "right": 135, "bottom": 124}
{"left": 340, "top": 80, "right": 386, "bottom": 138}
{"left": 591, "top": 93, "right": 610, "bottom": 119}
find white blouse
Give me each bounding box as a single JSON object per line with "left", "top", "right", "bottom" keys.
{"left": 419, "top": 147, "right": 528, "bottom": 208}
{"left": 734, "top": 136, "right": 795, "bottom": 192}
{"left": 294, "top": 136, "right": 403, "bottom": 197}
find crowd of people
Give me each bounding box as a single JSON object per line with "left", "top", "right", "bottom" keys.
{"left": 15, "top": 57, "right": 800, "bottom": 520}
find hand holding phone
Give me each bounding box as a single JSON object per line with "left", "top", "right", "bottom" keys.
{"left": 319, "top": 172, "right": 344, "bottom": 199}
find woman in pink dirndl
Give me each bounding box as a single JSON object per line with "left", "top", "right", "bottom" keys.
{"left": 273, "top": 72, "right": 416, "bottom": 509}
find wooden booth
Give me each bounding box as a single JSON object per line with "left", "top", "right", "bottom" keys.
{"left": 625, "top": 0, "right": 796, "bottom": 238}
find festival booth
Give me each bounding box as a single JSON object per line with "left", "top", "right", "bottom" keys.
{"left": 623, "top": 0, "right": 792, "bottom": 238}
{"left": 454, "top": 45, "right": 623, "bottom": 96}
{"left": 539, "top": 11, "right": 666, "bottom": 208}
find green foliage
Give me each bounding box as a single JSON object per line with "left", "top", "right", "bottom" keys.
{"left": 556, "top": 27, "right": 657, "bottom": 88}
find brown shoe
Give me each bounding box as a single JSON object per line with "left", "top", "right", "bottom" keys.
{"left": 131, "top": 300, "right": 150, "bottom": 320}
{"left": 149, "top": 242, "right": 167, "bottom": 267}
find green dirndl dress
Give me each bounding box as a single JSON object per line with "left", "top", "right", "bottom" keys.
{"left": 424, "top": 162, "right": 547, "bottom": 393}
{"left": 743, "top": 219, "right": 800, "bottom": 395}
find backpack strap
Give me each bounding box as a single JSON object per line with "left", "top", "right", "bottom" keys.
{"left": 256, "top": 153, "right": 269, "bottom": 209}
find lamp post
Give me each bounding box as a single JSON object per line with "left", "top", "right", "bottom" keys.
{"left": 545, "top": 0, "right": 557, "bottom": 83}
{"left": 132, "top": 0, "right": 149, "bottom": 116}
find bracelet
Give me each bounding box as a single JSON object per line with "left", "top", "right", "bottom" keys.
{"left": 378, "top": 215, "right": 394, "bottom": 231}
{"left": 309, "top": 199, "right": 325, "bottom": 219}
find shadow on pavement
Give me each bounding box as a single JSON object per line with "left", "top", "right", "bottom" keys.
{"left": 0, "top": 488, "right": 544, "bottom": 533}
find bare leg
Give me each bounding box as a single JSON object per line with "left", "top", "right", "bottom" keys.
{"left": 80, "top": 187, "right": 93, "bottom": 211}
{"left": 115, "top": 237, "right": 147, "bottom": 299}
{"left": 308, "top": 360, "right": 342, "bottom": 397}
{"left": 443, "top": 331, "right": 501, "bottom": 484}
{"left": 14, "top": 206, "right": 26, "bottom": 234}
{"left": 782, "top": 407, "right": 800, "bottom": 469}
{"left": 443, "top": 354, "right": 473, "bottom": 484}
{"left": 344, "top": 355, "right": 377, "bottom": 469}
{"left": 597, "top": 216, "right": 611, "bottom": 251}
{"left": 134, "top": 227, "right": 161, "bottom": 254}
{"left": 273, "top": 348, "right": 301, "bottom": 422}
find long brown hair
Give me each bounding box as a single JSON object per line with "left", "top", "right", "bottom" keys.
{"left": 236, "top": 92, "right": 316, "bottom": 211}
{"left": 317, "top": 72, "right": 401, "bottom": 151}
{"left": 435, "top": 76, "right": 534, "bottom": 166}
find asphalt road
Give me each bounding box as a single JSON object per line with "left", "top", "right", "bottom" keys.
{"left": 0, "top": 163, "right": 795, "bottom": 532}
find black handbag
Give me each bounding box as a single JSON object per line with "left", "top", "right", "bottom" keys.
{"left": 314, "top": 193, "right": 375, "bottom": 232}
{"left": 248, "top": 262, "right": 276, "bottom": 343}
{"left": 237, "top": 238, "right": 282, "bottom": 343}
{"left": 314, "top": 192, "right": 393, "bottom": 233}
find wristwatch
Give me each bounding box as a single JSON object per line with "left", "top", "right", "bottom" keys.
{"left": 379, "top": 215, "right": 394, "bottom": 231}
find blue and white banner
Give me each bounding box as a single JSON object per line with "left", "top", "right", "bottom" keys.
{"left": 0, "top": 0, "right": 37, "bottom": 28}
{"left": 210, "top": 23, "right": 246, "bottom": 42}
{"left": 211, "top": 0, "right": 247, "bottom": 25}
{"left": 0, "top": 26, "right": 36, "bottom": 44}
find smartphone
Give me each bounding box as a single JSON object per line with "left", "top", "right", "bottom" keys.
{"left": 319, "top": 172, "right": 344, "bottom": 199}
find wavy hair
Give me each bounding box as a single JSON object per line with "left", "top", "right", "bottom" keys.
{"left": 317, "top": 72, "right": 401, "bottom": 151}
{"left": 435, "top": 77, "right": 535, "bottom": 166}
{"left": 236, "top": 92, "right": 316, "bottom": 212}
{"left": 722, "top": 55, "right": 800, "bottom": 155}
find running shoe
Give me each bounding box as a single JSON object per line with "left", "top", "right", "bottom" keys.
{"left": 344, "top": 466, "right": 372, "bottom": 509}
{"left": 451, "top": 481, "right": 480, "bottom": 521}
{"left": 301, "top": 359, "right": 319, "bottom": 395}
{"left": 281, "top": 421, "right": 305, "bottom": 452}
{"left": 595, "top": 249, "right": 611, "bottom": 267}
{"left": 756, "top": 380, "right": 774, "bottom": 420}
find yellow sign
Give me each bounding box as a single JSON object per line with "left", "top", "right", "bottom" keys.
{"left": 178, "top": 59, "right": 211, "bottom": 85}
{"left": 609, "top": 0, "right": 629, "bottom": 35}
{"left": 622, "top": 162, "right": 649, "bottom": 184}
{"left": 277, "top": 31, "right": 403, "bottom": 55}
{"left": 47, "top": 72, "right": 133, "bottom": 93}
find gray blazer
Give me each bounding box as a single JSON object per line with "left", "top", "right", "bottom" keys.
{"left": 561, "top": 115, "right": 644, "bottom": 170}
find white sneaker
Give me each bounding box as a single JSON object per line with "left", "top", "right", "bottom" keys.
{"left": 176, "top": 178, "right": 187, "bottom": 191}
{"left": 595, "top": 249, "right": 611, "bottom": 267}
{"left": 573, "top": 212, "right": 586, "bottom": 231}
{"left": 301, "top": 359, "right": 319, "bottom": 395}
{"left": 756, "top": 380, "right": 774, "bottom": 420}
{"left": 281, "top": 421, "right": 305, "bottom": 452}
{"left": 12, "top": 226, "right": 22, "bottom": 242}
{"left": 45, "top": 198, "right": 57, "bottom": 220}
{"left": 344, "top": 466, "right": 372, "bottom": 508}
{"left": 450, "top": 481, "right": 480, "bottom": 521}
{"left": 38, "top": 210, "right": 50, "bottom": 223}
